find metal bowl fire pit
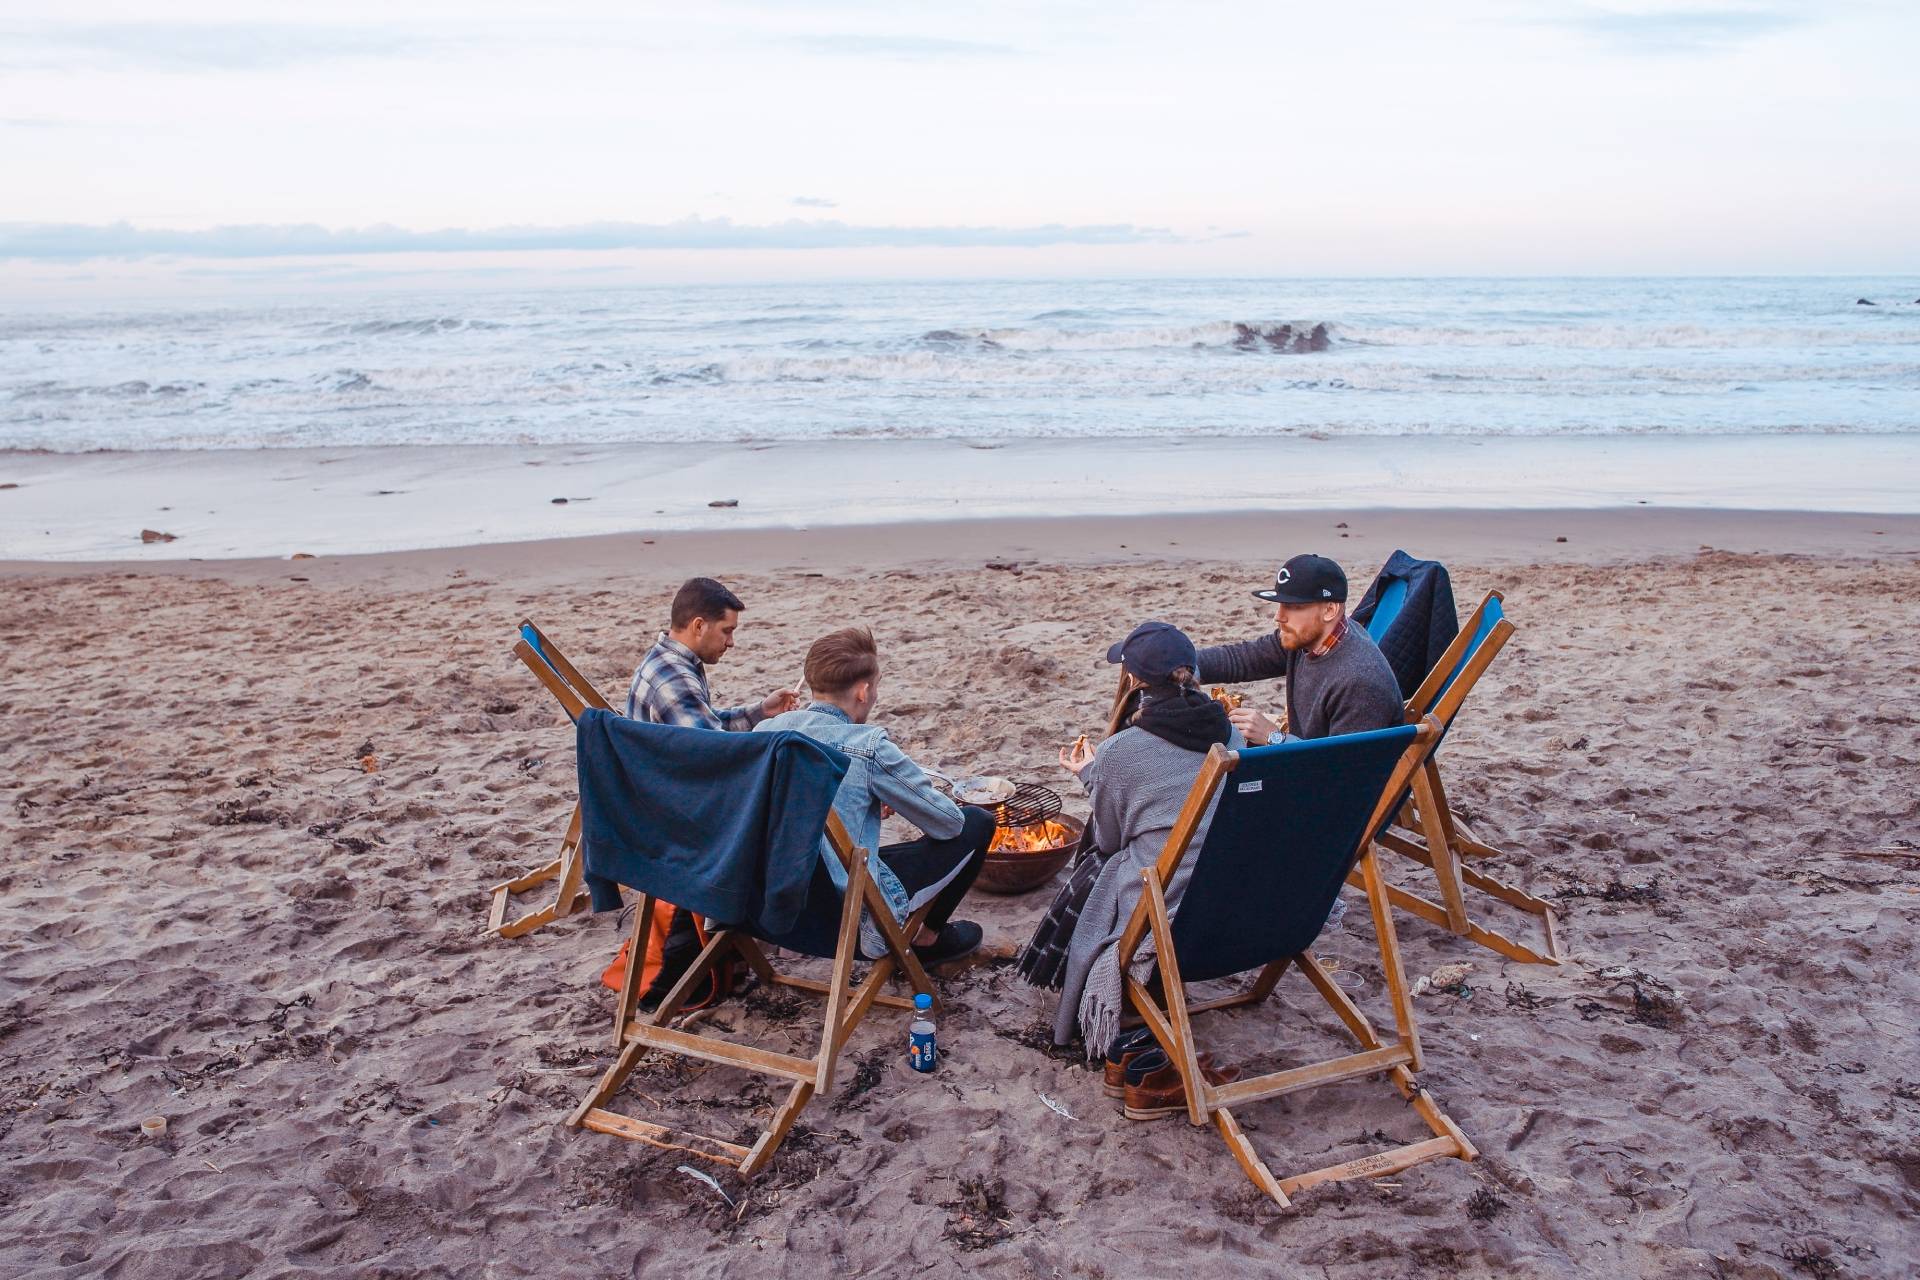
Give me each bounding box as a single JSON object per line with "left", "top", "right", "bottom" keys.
{"left": 977, "top": 782, "right": 1082, "bottom": 894}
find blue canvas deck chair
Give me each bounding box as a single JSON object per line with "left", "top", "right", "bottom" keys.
{"left": 1117, "top": 719, "right": 1476, "bottom": 1207}
{"left": 486, "top": 620, "right": 611, "bottom": 938}
{"left": 566, "top": 808, "right": 940, "bottom": 1178}
{"left": 1359, "top": 590, "right": 1561, "bottom": 965}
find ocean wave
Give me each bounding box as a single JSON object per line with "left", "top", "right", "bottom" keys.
{"left": 9, "top": 378, "right": 205, "bottom": 401}
{"left": 918, "top": 320, "right": 1339, "bottom": 353}
{"left": 4, "top": 416, "right": 1913, "bottom": 454}
{"left": 317, "top": 317, "right": 508, "bottom": 337}
{"left": 1344, "top": 322, "right": 1920, "bottom": 349}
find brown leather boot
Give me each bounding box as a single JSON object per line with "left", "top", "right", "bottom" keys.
{"left": 1103, "top": 1048, "right": 1223, "bottom": 1099}
{"left": 1122, "top": 1055, "right": 1241, "bottom": 1121}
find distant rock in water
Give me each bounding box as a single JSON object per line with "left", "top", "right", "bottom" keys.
{"left": 1856, "top": 298, "right": 1877, "bottom": 306}
{"left": 921, "top": 329, "right": 999, "bottom": 349}
{"left": 140, "top": 529, "right": 178, "bottom": 543}
{"left": 1231, "top": 322, "right": 1332, "bottom": 353}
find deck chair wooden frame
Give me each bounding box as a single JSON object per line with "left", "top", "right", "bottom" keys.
{"left": 1104, "top": 671, "right": 1142, "bottom": 739}
{"left": 1358, "top": 590, "right": 1561, "bottom": 966}
{"left": 486, "top": 619, "right": 612, "bottom": 938}
{"left": 567, "top": 812, "right": 938, "bottom": 1177}
{"left": 1117, "top": 720, "right": 1475, "bottom": 1207}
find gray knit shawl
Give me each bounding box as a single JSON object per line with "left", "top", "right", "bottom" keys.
{"left": 1052, "top": 721, "right": 1242, "bottom": 1056}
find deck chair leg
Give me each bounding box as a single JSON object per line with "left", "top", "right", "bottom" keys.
{"left": 644, "top": 922, "right": 737, "bottom": 1031}
{"left": 813, "top": 854, "right": 869, "bottom": 1094}
{"left": 568, "top": 1039, "right": 648, "bottom": 1128}
{"left": 1141, "top": 872, "right": 1209, "bottom": 1126}
{"left": 612, "top": 894, "right": 653, "bottom": 1049}
{"left": 730, "top": 933, "right": 779, "bottom": 987}
{"left": 487, "top": 805, "right": 594, "bottom": 939}
{"left": 1412, "top": 763, "right": 1470, "bottom": 934}
{"left": 1357, "top": 848, "right": 1423, "bottom": 1072}
{"left": 1295, "top": 951, "right": 1381, "bottom": 1051}
{"left": 1359, "top": 842, "right": 1561, "bottom": 966}
{"left": 861, "top": 878, "right": 939, "bottom": 1009}
{"left": 1215, "top": 1107, "right": 1291, "bottom": 1208}
{"left": 739, "top": 1080, "right": 817, "bottom": 1178}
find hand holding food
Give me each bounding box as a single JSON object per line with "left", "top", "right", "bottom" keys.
{"left": 1059, "top": 733, "right": 1095, "bottom": 776}
{"left": 1228, "top": 706, "right": 1281, "bottom": 746}
{"left": 761, "top": 688, "right": 802, "bottom": 717}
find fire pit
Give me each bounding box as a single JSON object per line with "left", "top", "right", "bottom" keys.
{"left": 976, "top": 783, "right": 1083, "bottom": 895}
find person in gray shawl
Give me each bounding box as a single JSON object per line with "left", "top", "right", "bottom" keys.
{"left": 1018, "top": 620, "right": 1244, "bottom": 1060}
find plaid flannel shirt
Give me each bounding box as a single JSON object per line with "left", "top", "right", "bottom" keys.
{"left": 625, "top": 633, "right": 763, "bottom": 732}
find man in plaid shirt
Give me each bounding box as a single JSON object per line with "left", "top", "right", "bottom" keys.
{"left": 627, "top": 577, "right": 800, "bottom": 730}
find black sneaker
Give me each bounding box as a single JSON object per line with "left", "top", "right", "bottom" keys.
{"left": 913, "top": 921, "right": 984, "bottom": 966}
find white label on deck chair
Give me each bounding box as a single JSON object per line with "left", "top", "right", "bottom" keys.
{"left": 1237, "top": 780, "right": 1263, "bottom": 793}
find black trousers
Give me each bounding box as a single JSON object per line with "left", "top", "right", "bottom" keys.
{"left": 878, "top": 805, "right": 994, "bottom": 933}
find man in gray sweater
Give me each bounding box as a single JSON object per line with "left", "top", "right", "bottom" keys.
{"left": 1197, "top": 554, "right": 1404, "bottom": 743}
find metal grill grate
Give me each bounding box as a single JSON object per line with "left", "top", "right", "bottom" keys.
{"left": 991, "top": 782, "right": 1063, "bottom": 829}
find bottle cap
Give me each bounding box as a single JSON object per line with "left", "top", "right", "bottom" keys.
{"left": 913, "top": 993, "right": 933, "bottom": 1011}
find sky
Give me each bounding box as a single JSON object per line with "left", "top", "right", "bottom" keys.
{"left": 1, "top": 1, "right": 1916, "bottom": 296}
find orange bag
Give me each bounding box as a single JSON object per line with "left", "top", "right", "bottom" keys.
{"left": 600, "top": 899, "right": 734, "bottom": 1012}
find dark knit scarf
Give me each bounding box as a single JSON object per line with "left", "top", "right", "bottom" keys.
{"left": 1132, "top": 683, "right": 1233, "bottom": 753}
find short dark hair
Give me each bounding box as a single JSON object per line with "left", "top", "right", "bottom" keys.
{"left": 670, "top": 577, "right": 745, "bottom": 630}
{"left": 805, "top": 626, "right": 878, "bottom": 695}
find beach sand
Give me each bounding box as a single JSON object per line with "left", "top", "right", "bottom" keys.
{"left": 2, "top": 513, "right": 1917, "bottom": 1278}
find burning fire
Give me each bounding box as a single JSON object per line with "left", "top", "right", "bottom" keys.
{"left": 990, "top": 818, "right": 1078, "bottom": 855}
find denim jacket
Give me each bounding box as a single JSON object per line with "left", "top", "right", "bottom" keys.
{"left": 754, "top": 703, "right": 965, "bottom": 956}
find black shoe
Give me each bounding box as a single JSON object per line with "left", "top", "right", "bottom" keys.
{"left": 913, "top": 921, "right": 983, "bottom": 966}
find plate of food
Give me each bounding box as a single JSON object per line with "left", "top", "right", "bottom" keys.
{"left": 954, "top": 776, "right": 1017, "bottom": 806}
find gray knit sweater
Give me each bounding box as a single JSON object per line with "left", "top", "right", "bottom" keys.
{"left": 1196, "top": 620, "right": 1403, "bottom": 740}
{"left": 1052, "top": 720, "right": 1244, "bottom": 1055}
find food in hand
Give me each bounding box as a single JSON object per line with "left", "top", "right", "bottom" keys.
{"left": 1210, "top": 686, "right": 1244, "bottom": 711}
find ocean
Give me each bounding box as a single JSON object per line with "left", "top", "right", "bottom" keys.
{"left": 3, "top": 277, "right": 1918, "bottom": 452}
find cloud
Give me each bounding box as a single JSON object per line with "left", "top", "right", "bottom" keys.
{"left": 0, "top": 23, "right": 436, "bottom": 72}
{"left": 792, "top": 196, "right": 839, "bottom": 208}
{"left": 0, "top": 217, "right": 1184, "bottom": 261}
{"left": 1550, "top": 7, "right": 1805, "bottom": 55}
{"left": 784, "top": 34, "right": 1016, "bottom": 59}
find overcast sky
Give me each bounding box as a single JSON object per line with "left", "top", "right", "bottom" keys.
{"left": 2, "top": 1, "right": 1916, "bottom": 296}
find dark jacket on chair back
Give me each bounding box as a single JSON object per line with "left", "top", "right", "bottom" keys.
{"left": 574, "top": 708, "right": 850, "bottom": 933}
{"left": 1351, "top": 550, "right": 1460, "bottom": 700}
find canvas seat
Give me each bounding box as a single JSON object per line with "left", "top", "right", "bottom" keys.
{"left": 1115, "top": 719, "right": 1476, "bottom": 1206}
{"left": 486, "top": 620, "right": 611, "bottom": 938}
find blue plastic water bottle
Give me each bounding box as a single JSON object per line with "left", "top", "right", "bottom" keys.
{"left": 908, "top": 993, "right": 938, "bottom": 1073}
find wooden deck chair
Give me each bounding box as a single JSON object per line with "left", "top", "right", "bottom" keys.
{"left": 1103, "top": 671, "right": 1142, "bottom": 739}
{"left": 568, "top": 811, "right": 939, "bottom": 1177}
{"left": 1357, "top": 590, "right": 1562, "bottom": 965}
{"left": 1116, "top": 719, "right": 1476, "bottom": 1207}
{"left": 486, "top": 620, "right": 614, "bottom": 938}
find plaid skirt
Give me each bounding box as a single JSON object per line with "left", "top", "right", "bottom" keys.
{"left": 1016, "top": 830, "right": 1106, "bottom": 990}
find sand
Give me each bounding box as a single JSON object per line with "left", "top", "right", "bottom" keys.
{"left": 2, "top": 515, "right": 1917, "bottom": 1278}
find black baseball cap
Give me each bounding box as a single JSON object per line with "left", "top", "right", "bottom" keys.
{"left": 1105, "top": 620, "right": 1198, "bottom": 686}
{"left": 1253, "top": 554, "right": 1347, "bottom": 605}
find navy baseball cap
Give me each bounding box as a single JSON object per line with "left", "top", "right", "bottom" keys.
{"left": 1253, "top": 554, "right": 1348, "bottom": 605}
{"left": 1105, "top": 620, "right": 1198, "bottom": 686}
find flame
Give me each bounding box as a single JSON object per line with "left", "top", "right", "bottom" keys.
{"left": 990, "top": 818, "right": 1077, "bottom": 855}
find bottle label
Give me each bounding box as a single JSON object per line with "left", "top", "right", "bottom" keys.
{"left": 909, "top": 1028, "right": 938, "bottom": 1073}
